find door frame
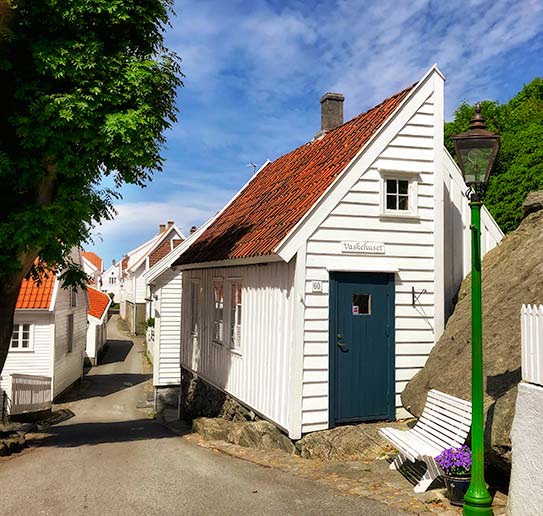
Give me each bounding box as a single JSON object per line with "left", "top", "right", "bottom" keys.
{"left": 328, "top": 271, "right": 396, "bottom": 428}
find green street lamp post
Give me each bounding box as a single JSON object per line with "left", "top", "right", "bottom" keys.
{"left": 452, "top": 104, "right": 500, "bottom": 516}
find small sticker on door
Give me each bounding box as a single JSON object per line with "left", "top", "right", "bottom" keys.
{"left": 352, "top": 305, "right": 359, "bottom": 315}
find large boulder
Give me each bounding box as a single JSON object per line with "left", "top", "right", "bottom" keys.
{"left": 402, "top": 197, "right": 543, "bottom": 471}
{"left": 226, "top": 420, "right": 296, "bottom": 454}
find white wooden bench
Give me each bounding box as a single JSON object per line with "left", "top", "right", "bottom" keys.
{"left": 379, "top": 389, "right": 472, "bottom": 493}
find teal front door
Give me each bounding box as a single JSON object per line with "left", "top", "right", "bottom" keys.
{"left": 329, "top": 272, "right": 395, "bottom": 425}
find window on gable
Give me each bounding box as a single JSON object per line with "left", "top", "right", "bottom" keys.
{"left": 71, "top": 289, "right": 77, "bottom": 308}
{"left": 213, "top": 280, "right": 224, "bottom": 344}
{"left": 109, "top": 276, "right": 116, "bottom": 285}
{"left": 229, "top": 283, "right": 242, "bottom": 350}
{"left": 10, "top": 324, "right": 32, "bottom": 350}
{"left": 386, "top": 179, "right": 409, "bottom": 211}
{"left": 380, "top": 171, "right": 419, "bottom": 218}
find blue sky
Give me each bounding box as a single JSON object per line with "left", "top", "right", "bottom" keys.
{"left": 87, "top": 0, "right": 543, "bottom": 266}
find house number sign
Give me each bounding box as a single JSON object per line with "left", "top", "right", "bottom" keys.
{"left": 340, "top": 241, "right": 385, "bottom": 254}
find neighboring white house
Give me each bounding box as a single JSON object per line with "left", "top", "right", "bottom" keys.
{"left": 0, "top": 250, "right": 88, "bottom": 414}
{"left": 101, "top": 260, "right": 122, "bottom": 303}
{"left": 86, "top": 286, "right": 112, "bottom": 366}
{"left": 119, "top": 221, "right": 185, "bottom": 334}
{"left": 143, "top": 224, "right": 210, "bottom": 410}
{"left": 172, "top": 66, "right": 503, "bottom": 439}
{"left": 82, "top": 251, "right": 104, "bottom": 288}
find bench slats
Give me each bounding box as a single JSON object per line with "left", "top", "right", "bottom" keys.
{"left": 427, "top": 390, "right": 472, "bottom": 413}
{"left": 412, "top": 425, "right": 452, "bottom": 450}
{"left": 423, "top": 406, "right": 471, "bottom": 432}
{"left": 417, "top": 416, "right": 467, "bottom": 445}
{"left": 415, "top": 420, "right": 465, "bottom": 448}
{"left": 424, "top": 398, "right": 472, "bottom": 422}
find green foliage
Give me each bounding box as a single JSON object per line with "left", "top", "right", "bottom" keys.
{"left": 146, "top": 317, "right": 155, "bottom": 328}
{"left": 0, "top": 0, "right": 182, "bottom": 283}
{"left": 445, "top": 78, "right": 543, "bottom": 233}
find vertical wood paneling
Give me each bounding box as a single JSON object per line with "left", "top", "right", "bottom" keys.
{"left": 521, "top": 305, "right": 543, "bottom": 385}
{"left": 181, "top": 261, "right": 295, "bottom": 431}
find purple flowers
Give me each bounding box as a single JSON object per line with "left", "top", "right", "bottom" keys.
{"left": 435, "top": 445, "right": 472, "bottom": 476}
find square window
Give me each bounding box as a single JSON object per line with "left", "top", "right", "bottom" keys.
{"left": 382, "top": 174, "right": 417, "bottom": 216}
{"left": 10, "top": 324, "right": 32, "bottom": 350}
{"left": 352, "top": 294, "right": 371, "bottom": 315}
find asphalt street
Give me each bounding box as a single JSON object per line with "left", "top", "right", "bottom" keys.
{"left": 0, "top": 316, "right": 404, "bottom": 516}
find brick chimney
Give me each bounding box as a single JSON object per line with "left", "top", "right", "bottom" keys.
{"left": 167, "top": 220, "right": 174, "bottom": 228}
{"left": 190, "top": 225, "right": 197, "bottom": 234}
{"left": 159, "top": 223, "right": 166, "bottom": 233}
{"left": 320, "top": 92, "right": 344, "bottom": 134}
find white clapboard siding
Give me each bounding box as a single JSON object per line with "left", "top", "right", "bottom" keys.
{"left": 86, "top": 315, "right": 107, "bottom": 364}
{"left": 154, "top": 267, "right": 183, "bottom": 386}
{"left": 521, "top": 305, "right": 543, "bottom": 386}
{"left": 301, "top": 91, "right": 438, "bottom": 432}
{"left": 0, "top": 315, "right": 54, "bottom": 399}
{"left": 134, "top": 264, "right": 148, "bottom": 304}
{"left": 181, "top": 261, "right": 295, "bottom": 432}
{"left": 52, "top": 285, "right": 86, "bottom": 398}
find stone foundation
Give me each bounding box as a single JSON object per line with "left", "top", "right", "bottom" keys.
{"left": 155, "top": 385, "right": 180, "bottom": 415}
{"left": 179, "top": 367, "right": 259, "bottom": 423}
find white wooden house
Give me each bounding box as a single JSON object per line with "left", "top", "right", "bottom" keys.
{"left": 82, "top": 251, "right": 103, "bottom": 288}
{"left": 119, "top": 221, "right": 184, "bottom": 334}
{"left": 85, "top": 286, "right": 112, "bottom": 365}
{"left": 0, "top": 250, "right": 88, "bottom": 414}
{"left": 172, "top": 66, "right": 503, "bottom": 439}
{"left": 143, "top": 224, "right": 210, "bottom": 409}
{"left": 101, "top": 260, "right": 122, "bottom": 303}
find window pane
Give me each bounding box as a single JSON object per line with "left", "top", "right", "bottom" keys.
{"left": 398, "top": 180, "right": 409, "bottom": 195}
{"left": 386, "top": 194, "right": 397, "bottom": 210}
{"left": 352, "top": 294, "right": 371, "bottom": 315}
{"left": 398, "top": 195, "right": 409, "bottom": 210}
{"left": 11, "top": 326, "right": 19, "bottom": 348}
{"left": 386, "top": 179, "right": 397, "bottom": 194}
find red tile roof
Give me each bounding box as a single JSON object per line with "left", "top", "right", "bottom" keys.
{"left": 148, "top": 237, "right": 184, "bottom": 268}
{"left": 16, "top": 274, "right": 56, "bottom": 310}
{"left": 175, "top": 84, "right": 415, "bottom": 266}
{"left": 82, "top": 251, "right": 103, "bottom": 272}
{"left": 87, "top": 287, "right": 111, "bottom": 320}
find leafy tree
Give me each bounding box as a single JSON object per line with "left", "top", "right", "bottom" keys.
{"left": 0, "top": 0, "right": 182, "bottom": 373}
{"left": 445, "top": 78, "right": 543, "bottom": 233}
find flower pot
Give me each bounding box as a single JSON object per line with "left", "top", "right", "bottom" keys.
{"left": 444, "top": 474, "right": 471, "bottom": 506}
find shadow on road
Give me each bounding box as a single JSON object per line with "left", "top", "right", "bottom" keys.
{"left": 99, "top": 339, "right": 134, "bottom": 365}
{"left": 56, "top": 373, "right": 151, "bottom": 402}
{"left": 29, "top": 419, "right": 189, "bottom": 448}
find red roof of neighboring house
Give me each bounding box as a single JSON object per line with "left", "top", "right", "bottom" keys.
{"left": 87, "top": 287, "right": 111, "bottom": 320}
{"left": 16, "top": 274, "right": 56, "bottom": 310}
{"left": 175, "top": 84, "right": 414, "bottom": 266}
{"left": 148, "top": 237, "right": 184, "bottom": 268}
{"left": 82, "top": 251, "right": 103, "bottom": 272}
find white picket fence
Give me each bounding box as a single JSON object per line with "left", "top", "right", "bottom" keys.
{"left": 10, "top": 374, "right": 52, "bottom": 415}
{"left": 521, "top": 304, "right": 543, "bottom": 386}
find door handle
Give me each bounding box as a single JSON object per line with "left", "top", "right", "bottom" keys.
{"left": 336, "top": 334, "right": 348, "bottom": 351}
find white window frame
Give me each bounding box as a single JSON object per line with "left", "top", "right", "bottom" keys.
{"left": 190, "top": 279, "right": 201, "bottom": 339}
{"left": 379, "top": 170, "right": 419, "bottom": 219}
{"left": 226, "top": 279, "right": 242, "bottom": 352}
{"left": 9, "top": 323, "right": 33, "bottom": 352}
{"left": 212, "top": 278, "right": 224, "bottom": 345}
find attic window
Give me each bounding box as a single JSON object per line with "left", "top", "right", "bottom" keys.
{"left": 379, "top": 170, "right": 419, "bottom": 218}
{"left": 386, "top": 179, "right": 409, "bottom": 211}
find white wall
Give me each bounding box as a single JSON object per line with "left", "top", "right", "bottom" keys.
{"left": 0, "top": 312, "right": 54, "bottom": 401}
{"left": 102, "top": 263, "right": 121, "bottom": 302}
{"left": 508, "top": 382, "right": 543, "bottom": 516}
{"left": 181, "top": 261, "right": 295, "bottom": 434}
{"left": 86, "top": 315, "right": 108, "bottom": 365}
{"left": 153, "top": 268, "right": 182, "bottom": 386}
{"left": 52, "top": 284, "right": 87, "bottom": 398}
